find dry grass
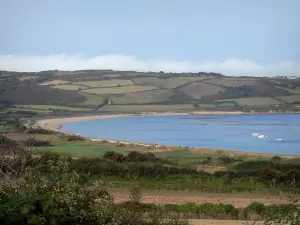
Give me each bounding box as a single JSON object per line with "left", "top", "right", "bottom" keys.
{"left": 82, "top": 85, "right": 158, "bottom": 95}
{"left": 51, "top": 84, "right": 86, "bottom": 90}
{"left": 74, "top": 79, "right": 133, "bottom": 87}
{"left": 19, "top": 76, "right": 39, "bottom": 81}
{"left": 179, "top": 83, "right": 225, "bottom": 98}
{"left": 112, "top": 190, "right": 292, "bottom": 208}
{"left": 39, "top": 80, "right": 69, "bottom": 86}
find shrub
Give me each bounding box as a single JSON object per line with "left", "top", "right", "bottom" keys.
{"left": 102, "top": 151, "right": 125, "bottom": 162}
{"left": 218, "top": 155, "right": 236, "bottom": 164}
{"left": 67, "top": 135, "right": 85, "bottom": 141}
{"left": 26, "top": 127, "right": 54, "bottom": 135}
{"left": 0, "top": 135, "right": 20, "bottom": 151}
{"left": 271, "top": 155, "right": 281, "bottom": 162}
{"left": 24, "top": 138, "right": 51, "bottom": 147}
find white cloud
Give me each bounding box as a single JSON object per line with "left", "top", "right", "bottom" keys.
{"left": 0, "top": 54, "right": 299, "bottom": 76}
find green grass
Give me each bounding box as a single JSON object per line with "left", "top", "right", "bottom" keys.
{"left": 205, "top": 78, "right": 258, "bottom": 87}
{"left": 39, "top": 80, "right": 70, "bottom": 86}
{"left": 276, "top": 86, "right": 300, "bottom": 94}
{"left": 51, "top": 84, "right": 86, "bottom": 90}
{"left": 82, "top": 85, "right": 158, "bottom": 95}
{"left": 17, "top": 105, "right": 92, "bottom": 111}
{"left": 133, "top": 77, "right": 211, "bottom": 89}
{"left": 278, "top": 95, "right": 300, "bottom": 103}
{"left": 77, "top": 93, "right": 106, "bottom": 106}
{"left": 6, "top": 108, "right": 52, "bottom": 113}
{"left": 154, "top": 150, "right": 213, "bottom": 163}
{"left": 216, "top": 97, "right": 281, "bottom": 106}
{"left": 99, "top": 104, "right": 194, "bottom": 112}
{"left": 38, "top": 144, "right": 139, "bottom": 157}
{"left": 216, "top": 102, "right": 237, "bottom": 107}
{"left": 74, "top": 79, "right": 133, "bottom": 87}
{"left": 179, "top": 82, "right": 225, "bottom": 98}
{"left": 109, "top": 90, "right": 174, "bottom": 104}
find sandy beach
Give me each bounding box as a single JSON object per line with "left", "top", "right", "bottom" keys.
{"left": 35, "top": 111, "right": 246, "bottom": 148}
{"left": 36, "top": 111, "right": 244, "bottom": 133}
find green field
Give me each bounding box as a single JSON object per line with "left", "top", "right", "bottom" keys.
{"left": 278, "top": 95, "right": 300, "bottom": 103}
{"left": 217, "top": 97, "right": 281, "bottom": 106}
{"left": 39, "top": 144, "right": 136, "bottom": 157}
{"left": 39, "top": 80, "right": 70, "bottom": 86}
{"left": 133, "top": 77, "right": 211, "bottom": 89}
{"left": 109, "top": 89, "right": 174, "bottom": 104}
{"left": 17, "top": 104, "right": 92, "bottom": 111}
{"left": 275, "top": 86, "right": 300, "bottom": 94}
{"left": 179, "top": 82, "right": 225, "bottom": 98}
{"left": 82, "top": 85, "right": 158, "bottom": 95}
{"left": 7, "top": 108, "right": 52, "bottom": 113}
{"left": 205, "top": 78, "right": 258, "bottom": 87}
{"left": 99, "top": 104, "right": 194, "bottom": 112}
{"left": 216, "top": 102, "right": 237, "bottom": 107}
{"left": 51, "top": 84, "right": 86, "bottom": 90}
{"left": 74, "top": 79, "right": 133, "bottom": 87}
{"left": 77, "top": 93, "right": 106, "bottom": 106}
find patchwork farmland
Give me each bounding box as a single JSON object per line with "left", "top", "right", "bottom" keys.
{"left": 0, "top": 69, "right": 299, "bottom": 114}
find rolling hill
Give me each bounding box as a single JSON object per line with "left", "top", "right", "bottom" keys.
{"left": 0, "top": 70, "right": 299, "bottom": 115}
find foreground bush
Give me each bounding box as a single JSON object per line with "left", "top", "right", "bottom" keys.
{"left": 24, "top": 137, "right": 51, "bottom": 147}
{"left": 0, "top": 157, "right": 187, "bottom": 225}
{"left": 26, "top": 127, "right": 55, "bottom": 135}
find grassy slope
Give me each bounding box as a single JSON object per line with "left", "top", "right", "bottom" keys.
{"left": 179, "top": 82, "right": 225, "bottom": 98}
{"left": 204, "top": 78, "right": 259, "bottom": 87}
{"left": 82, "top": 85, "right": 158, "bottom": 94}
{"left": 99, "top": 104, "right": 194, "bottom": 112}
{"left": 133, "top": 77, "right": 211, "bottom": 88}
{"left": 278, "top": 95, "right": 300, "bottom": 103}
{"left": 74, "top": 79, "right": 133, "bottom": 87}
{"left": 17, "top": 104, "right": 92, "bottom": 111}
{"left": 109, "top": 89, "right": 174, "bottom": 104}
{"left": 216, "top": 97, "right": 281, "bottom": 106}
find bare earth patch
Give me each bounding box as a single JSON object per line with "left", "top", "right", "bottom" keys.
{"left": 112, "top": 190, "right": 292, "bottom": 208}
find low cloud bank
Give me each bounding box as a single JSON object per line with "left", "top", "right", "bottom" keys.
{"left": 0, "top": 54, "right": 299, "bottom": 76}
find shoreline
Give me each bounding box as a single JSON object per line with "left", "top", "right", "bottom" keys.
{"left": 35, "top": 111, "right": 298, "bottom": 158}
{"left": 36, "top": 111, "right": 245, "bottom": 131}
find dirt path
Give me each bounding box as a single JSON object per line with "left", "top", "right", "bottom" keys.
{"left": 112, "top": 190, "right": 293, "bottom": 208}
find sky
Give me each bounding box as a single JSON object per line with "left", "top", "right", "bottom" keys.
{"left": 0, "top": 0, "right": 299, "bottom": 76}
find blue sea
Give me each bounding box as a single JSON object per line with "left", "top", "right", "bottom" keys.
{"left": 61, "top": 114, "right": 300, "bottom": 155}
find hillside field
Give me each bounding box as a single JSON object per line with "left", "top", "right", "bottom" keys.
{"left": 0, "top": 69, "right": 299, "bottom": 115}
